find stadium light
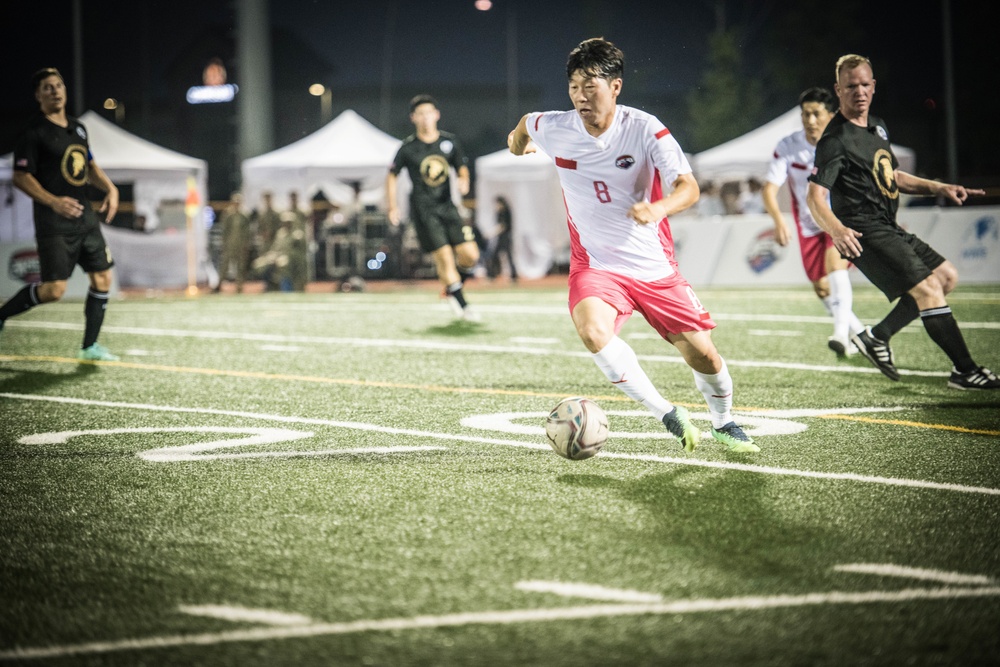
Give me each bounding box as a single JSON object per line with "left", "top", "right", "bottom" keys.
{"left": 310, "top": 83, "right": 332, "bottom": 125}
{"left": 475, "top": 0, "right": 493, "bottom": 9}
{"left": 103, "top": 97, "right": 124, "bottom": 124}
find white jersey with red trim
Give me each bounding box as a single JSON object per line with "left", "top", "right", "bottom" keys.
{"left": 765, "top": 129, "right": 824, "bottom": 238}
{"left": 526, "top": 104, "right": 692, "bottom": 282}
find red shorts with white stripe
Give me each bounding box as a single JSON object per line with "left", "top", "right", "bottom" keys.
{"left": 568, "top": 267, "right": 716, "bottom": 339}
{"left": 798, "top": 229, "right": 835, "bottom": 283}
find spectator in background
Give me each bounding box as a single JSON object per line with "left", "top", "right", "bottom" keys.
{"left": 739, "top": 177, "right": 766, "bottom": 214}
{"left": 719, "top": 181, "right": 743, "bottom": 215}
{"left": 218, "top": 192, "right": 252, "bottom": 293}
{"left": 763, "top": 86, "right": 867, "bottom": 358}
{"left": 286, "top": 191, "right": 310, "bottom": 291}
{"left": 255, "top": 190, "right": 281, "bottom": 292}
{"left": 486, "top": 196, "right": 518, "bottom": 282}
{"left": 697, "top": 180, "right": 725, "bottom": 216}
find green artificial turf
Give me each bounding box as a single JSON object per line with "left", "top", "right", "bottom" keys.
{"left": 1, "top": 282, "right": 998, "bottom": 666}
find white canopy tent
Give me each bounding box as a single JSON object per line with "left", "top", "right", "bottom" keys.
{"left": 241, "top": 109, "right": 402, "bottom": 210}
{"left": 1, "top": 110, "right": 208, "bottom": 240}
{"left": 692, "top": 107, "right": 916, "bottom": 182}
{"left": 474, "top": 147, "right": 566, "bottom": 280}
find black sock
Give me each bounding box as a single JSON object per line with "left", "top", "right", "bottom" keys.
{"left": 0, "top": 284, "right": 41, "bottom": 321}
{"left": 82, "top": 289, "right": 110, "bottom": 349}
{"left": 920, "top": 307, "right": 976, "bottom": 373}
{"left": 872, "top": 294, "right": 918, "bottom": 341}
{"left": 446, "top": 281, "right": 468, "bottom": 309}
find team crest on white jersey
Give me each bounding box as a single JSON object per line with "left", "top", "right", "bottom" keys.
{"left": 875, "top": 125, "right": 888, "bottom": 141}
{"left": 440, "top": 139, "right": 453, "bottom": 154}
{"left": 615, "top": 155, "right": 635, "bottom": 169}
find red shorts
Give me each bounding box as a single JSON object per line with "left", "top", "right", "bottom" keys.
{"left": 798, "top": 229, "right": 834, "bottom": 283}
{"left": 568, "top": 267, "right": 716, "bottom": 339}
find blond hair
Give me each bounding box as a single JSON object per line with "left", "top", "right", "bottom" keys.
{"left": 835, "top": 54, "right": 873, "bottom": 81}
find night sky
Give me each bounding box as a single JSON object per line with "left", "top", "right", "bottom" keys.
{"left": 3, "top": 0, "right": 999, "bottom": 189}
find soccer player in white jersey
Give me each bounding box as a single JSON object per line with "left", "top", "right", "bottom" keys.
{"left": 762, "top": 87, "right": 867, "bottom": 357}
{"left": 508, "top": 38, "right": 757, "bottom": 453}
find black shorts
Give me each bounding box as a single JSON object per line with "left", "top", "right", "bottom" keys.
{"left": 849, "top": 223, "right": 945, "bottom": 301}
{"left": 36, "top": 227, "right": 115, "bottom": 282}
{"left": 410, "top": 202, "right": 475, "bottom": 253}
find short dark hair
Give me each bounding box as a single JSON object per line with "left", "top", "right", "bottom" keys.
{"left": 798, "top": 87, "right": 837, "bottom": 113}
{"left": 566, "top": 37, "right": 623, "bottom": 81}
{"left": 32, "top": 67, "right": 63, "bottom": 92}
{"left": 409, "top": 94, "right": 438, "bottom": 113}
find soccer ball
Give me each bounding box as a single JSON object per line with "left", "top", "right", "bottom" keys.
{"left": 544, "top": 397, "right": 609, "bottom": 460}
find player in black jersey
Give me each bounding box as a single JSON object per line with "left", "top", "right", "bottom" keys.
{"left": 807, "top": 55, "right": 997, "bottom": 390}
{"left": 0, "top": 68, "right": 121, "bottom": 361}
{"left": 386, "top": 95, "right": 480, "bottom": 321}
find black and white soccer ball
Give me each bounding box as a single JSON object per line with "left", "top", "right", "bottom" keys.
{"left": 544, "top": 397, "right": 609, "bottom": 460}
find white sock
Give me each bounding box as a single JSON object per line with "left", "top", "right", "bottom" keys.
{"left": 592, "top": 336, "right": 672, "bottom": 420}
{"left": 691, "top": 359, "right": 734, "bottom": 429}
{"left": 828, "top": 269, "right": 864, "bottom": 339}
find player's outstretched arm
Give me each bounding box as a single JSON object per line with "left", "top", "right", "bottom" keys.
{"left": 895, "top": 170, "right": 985, "bottom": 206}
{"left": 507, "top": 115, "right": 536, "bottom": 155}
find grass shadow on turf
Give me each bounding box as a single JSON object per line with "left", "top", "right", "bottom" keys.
{"left": 560, "top": 467, "right": 840, "bottom": 581}
{"left": 417, "top": 320, "right": 489, "bottom": 337}
{"left": 0, "top": 365, "right": 99, "bottom": 396}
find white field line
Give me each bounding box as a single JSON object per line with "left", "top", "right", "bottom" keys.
{"left": 834, "top": 564, "right": 995, "bottom": 586}
{"left": 178, "top": 605, "right": 313, "bottom": 626}
{"left": 2, "top": 392, "right": 999, "bottom": 496}
{"left": 3, "top": 586, "right": 999, "bottom": 660}
{"left": 515, "top": 581, "right": 664, "bottom": 603}
{"left": 0, "top": 320, "right": 957, "bottom": 378}
{"left": 18, "top": 426, "right": 446, "bottom": 462}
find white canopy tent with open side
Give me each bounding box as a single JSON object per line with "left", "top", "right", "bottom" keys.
{"left": 240, "top": 109, "right": 403, "bottom": 211}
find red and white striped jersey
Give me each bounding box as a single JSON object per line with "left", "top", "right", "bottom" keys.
{"left": 765, "top": 129, "right": 824, "bottom": 238}
{"left": 526, "top": 105, "right": 692, "bottom": 282}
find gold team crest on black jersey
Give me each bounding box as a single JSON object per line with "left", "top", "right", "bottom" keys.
{"left": 872, "top": 148, "right": 898, "bottom": 200}
{"left": 419, "top": 155, "right": 450, "bottom": 188}
{"left": 61, "top": 144, "right": 88, "bottom": 187}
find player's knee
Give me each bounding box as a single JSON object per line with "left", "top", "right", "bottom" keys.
{"left": 90, "top": 270, "right": 113, "bottom": 292}
{"left": 812, "top": 282, "right": 830, "bottom": 299}
{"left": 40, "top": 281, "right": 67, "bottom": 302}
{"left": 576, "top": 323, "right": 613, "bottom": 354}
{"left": 937, "top": 264, "right": 959, "bottom": 295}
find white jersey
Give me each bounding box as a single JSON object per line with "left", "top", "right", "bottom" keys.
{"left": 765, "top": 129, "right": 824, "bottom": 237}
{"left": 526, "top": 105, "right": 692, "bottom": 282}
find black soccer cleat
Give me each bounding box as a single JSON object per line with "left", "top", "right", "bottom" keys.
{"left": 947, "top": 366, "right": 1000, "bottom": 390}
{"left": 851, "top": 327, "right": 900, "bottom": 381}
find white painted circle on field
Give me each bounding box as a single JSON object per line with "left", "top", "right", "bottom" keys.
{"left": 460, "top": 410, "right": 808, "bottom": 439}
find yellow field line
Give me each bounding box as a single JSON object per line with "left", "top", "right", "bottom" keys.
{"left": 2, "top": 354, "right": 996, "bottom": 436}
{"left": 815, "top": 413, "right": 1000, "bottom": 437}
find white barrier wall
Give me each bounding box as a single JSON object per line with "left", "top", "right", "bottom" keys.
{"left": 0, "top": 242, "right": 119, "bottom": 299}
{"left": 673, "top": 207, "right": 1000, "bottom": 288}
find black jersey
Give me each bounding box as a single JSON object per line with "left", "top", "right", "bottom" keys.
{"left": 389, "top": 131, "right": 467, "bottom": 208}
{"left": 809, "top": 112, "right": 900, "bottom": 231}
{"left": 13, "top": 113, "right": 100, "bottom": 237}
